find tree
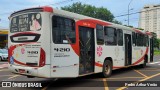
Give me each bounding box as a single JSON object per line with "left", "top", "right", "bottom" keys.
{"left": 112, "top": 19, "right": 122, "bottom": 25}
{"left": 151, "top": 32, "right": 160, "bottom": 49}
{"left": 61, "top": 2, "right": 120, "bottom": 23}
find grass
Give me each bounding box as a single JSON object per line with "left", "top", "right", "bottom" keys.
{"left": 154, "top": 50, "right": 160, "bottom": 56}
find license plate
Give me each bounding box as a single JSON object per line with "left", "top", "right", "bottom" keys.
{"left": 19, "top": 69, "right": 25, "bottom": 73}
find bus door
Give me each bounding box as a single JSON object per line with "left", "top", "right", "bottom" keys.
{"left": 150, "top": 38, "right": 154, "bottom": 62}
{"left": 124, "top": 34, "right": 132, "bottom": 66}
{"left": 79, "top": 26, "right": 95, "bottom": 75}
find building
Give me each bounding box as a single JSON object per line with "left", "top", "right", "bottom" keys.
{"left": 0, "top": 29, "right": 8, "bottom": 49}
{"left": 139, "top": 4, "right": 160, "bottom": 38}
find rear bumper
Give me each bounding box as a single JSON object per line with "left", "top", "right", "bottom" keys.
{"left": 8, "top": 64, "right": 51, "bottom": 78}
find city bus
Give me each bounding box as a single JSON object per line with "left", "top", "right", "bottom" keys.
{"left": 8, "top": 6, "right": 154, "bottom": 78}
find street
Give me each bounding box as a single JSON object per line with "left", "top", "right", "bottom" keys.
{"left": 0, "top": 56, "right": 160, "bottom": 90}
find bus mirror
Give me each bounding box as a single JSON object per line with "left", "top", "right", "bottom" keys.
{"left": 8, "top": 17, "right": 10, "bottom": 20}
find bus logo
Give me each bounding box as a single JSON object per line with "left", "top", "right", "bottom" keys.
{"left": 21, "top": 48, "right": 25, "bottom": 54}
{"left": 97, "top": 46, "right": 103, "bottom": 57}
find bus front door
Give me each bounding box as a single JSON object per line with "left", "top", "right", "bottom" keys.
{"left": 124, "top": 34, "right": 132, "bottom": 66}
{"left": 79, "top": 26, "right": 95, "bottom": 75}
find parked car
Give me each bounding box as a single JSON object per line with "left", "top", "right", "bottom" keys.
{"left": 0, "top": 49, "right": 8, "bottom": 61}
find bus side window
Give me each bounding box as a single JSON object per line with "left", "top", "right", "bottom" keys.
{"left": 104, "top": 27, "right": 117, "bottom": 45}
{"left": 117, "top": 29, "right": 123, "bottom": 46}
{"left": 132, "top": 32, "right": 136, "bottom": 46}
{"left": 96, "top": 24, "right": 104, "bottom": 45}
{"left": 52, "top": 16, "right": 76, "bottom": 44}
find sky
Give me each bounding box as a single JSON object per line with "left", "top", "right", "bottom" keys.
{"left": 0, "top": 0, "right": 160, "bottom": 29}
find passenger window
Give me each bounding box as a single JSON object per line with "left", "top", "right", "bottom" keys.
{"left": 104, "top": 27, "right": 117, "bottom": 45}
{"left": 96, "top": 24, "right": 104, "bottom": 45}
{"left": 117, "top": 29, "right": 123, "bottom": 46}
{"left": 52, "top": 16, "right": 75, "bottom": 44}
{"left": 132, "top": 32, "right": 136, "bottom": 46}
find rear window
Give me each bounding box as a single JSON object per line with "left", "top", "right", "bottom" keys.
{"left": 10, "top": 13, "right": 42, "bottom": 33}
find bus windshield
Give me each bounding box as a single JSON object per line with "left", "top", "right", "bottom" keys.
{"left": 10, "top": 13, "right": 42, "bottom": 33}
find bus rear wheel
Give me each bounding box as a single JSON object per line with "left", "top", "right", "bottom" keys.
{"left": 102, "top": 60, "right": 112, "bottom": 78}
{"left": 0, "top": 57, "right": 2, "bottom": 61}
{"left": 140, "top": 56, "right": 148, "bottom": 68}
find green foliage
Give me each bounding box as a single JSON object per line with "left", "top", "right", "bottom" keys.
{"left": 154, "top": 50, "right": 160, "bottom": 55}
{"left": 112, "top": 19, "right": 122, "bottom": 25}
{"left": 151, "top": 32, "right": 160, "bottom": 49}
{"left": 135, "top": 28, "right": 144, "bottom": 30}
{"left": 61, "top": 2, "right": 119, "bottom": 23}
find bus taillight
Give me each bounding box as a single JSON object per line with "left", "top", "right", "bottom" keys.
{"left": 39, "top": 48, "right": 46, "bottom": 67}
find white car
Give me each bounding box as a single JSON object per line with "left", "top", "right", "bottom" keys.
{"left": 0, "top": 49, "right": 8, "bottom": 61}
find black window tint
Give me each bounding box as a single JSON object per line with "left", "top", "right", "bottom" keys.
{"left": 117, "top": 29, "right": 123, "bottom": 46}
{"left": 137, "top": 33, "right": 144, "bottom": 46}
{"left": 144, "top": 35, "right": 149, "bottom": 46}
{"left": 104, "top": 27, "right": 117, "bottom": 45}
{"left": 96, "top": 24, "right": 104, "bottom": 45}
{"left": 132, "top": 32, "right": 136, "bottom": 46}
{"left": 52, "top": 16, "right": 75, "bottom": 44}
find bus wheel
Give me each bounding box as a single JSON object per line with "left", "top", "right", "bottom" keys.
{"left": 27, "top": 75, "right": 35, "bottom": 78}
{"left": 102, "top": 60, "right": 112, "bottom": 78}
{"left": 0, "top": 57, "right": 2, "bottom": 61}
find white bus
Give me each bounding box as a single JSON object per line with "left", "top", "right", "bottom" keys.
{"left": 8, "top": 6, "right": 154, "bottom": 78}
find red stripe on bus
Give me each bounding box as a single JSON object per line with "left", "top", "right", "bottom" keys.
{"left": 8, "top": 43, "right": 45, "bottom": 67}
{"left": 83, "top": 19, "right": 112, "bottom": 26}
{"left": 71, "top": 19, "right": 112, "bottom": 56}
{"left": 42, "top": 6, "right": 53, "bottom": 12}
{"left": 95, "top": 62, "right": 103, "bottom": 67}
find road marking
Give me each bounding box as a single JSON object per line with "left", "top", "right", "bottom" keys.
{"left": 144, "top": 68, "right": 160, "bottom": 70}
{"left": 149, "top": 61, "right": 160, "bottom": 64}
{"left": 138, "top": 70, "right": 160, "bottom": 71}
{"left": 8, "top": 75, "right": 20, "bottom": 79}
{"left": 116, "top": 72, "right": 160, "bottom": 90}
{"left": 0, "top": 69, "right": 9, "bottom": 72}
{"left": 103, "top": 78, "right": 109, "bottom": 90}
{"left": 0, "top": 64, "right": 8, "bottom": 69}
{"left": 41, "top": 79, "right": 58, "bottom": 90}
{"left": 0, "top": 75, "right": 14, "bottom": 77}
{"left": 41, "top": 82, "right": 53, "bottom": 90}
{"left": 133, "top": 69, "right": 148, "bottom": 78}
{"left": 106, "top": 77, "right": 144, "bottom": 80}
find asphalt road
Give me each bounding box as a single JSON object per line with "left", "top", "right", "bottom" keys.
{"left": 0, "top": 56, "right": 160, "bottom": 90}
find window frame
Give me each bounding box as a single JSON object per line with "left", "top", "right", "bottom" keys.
{"left": 117, "top": 29, "right": 123, "bottom": 46}
{"left": 96, "top": 24, "right": 104, "bottom": 45}
{"left": 132, "top": 32, "right": 136, "bottom": 46}
{"left": 52, "top": 15, "right": 76, "bottom": 44}
{"left": 104, "top": 26, "right": 117, "bottom": 46}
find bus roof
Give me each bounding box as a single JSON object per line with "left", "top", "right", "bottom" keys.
{"left": 10, "top": 6, "right": 152, "bottom": 36}
{"left": 10, "top": 6, "right": 53, "bottom": 17}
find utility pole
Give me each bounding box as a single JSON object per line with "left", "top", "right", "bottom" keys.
{"left": 128, "top": 0, "right": 133, "bottom": 26}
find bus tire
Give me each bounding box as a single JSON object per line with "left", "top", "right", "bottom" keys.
{"left": 27, "top": 75, "right": 35, "bottom": 78}
{"left": 140, "top": 56, "right": 147, "bottom": 68}
{"left": 0, "top": 57, "right": 2, "bottom": 61}
{"left": 102, "top": 60, "right": 112, "bottom": 78}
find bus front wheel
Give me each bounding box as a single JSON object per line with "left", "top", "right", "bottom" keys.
{"left": 102, "top": 60, "right": 112, "bottom": 78}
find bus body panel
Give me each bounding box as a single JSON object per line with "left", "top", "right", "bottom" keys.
{"left": 51, "top": 44, "right": 79, "bottom": 77}
{"left": 8, "top": 12, "right": 52, "bottom": 78}
{"left": 8, "top": 6, "right": 154, "bottom": 78}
